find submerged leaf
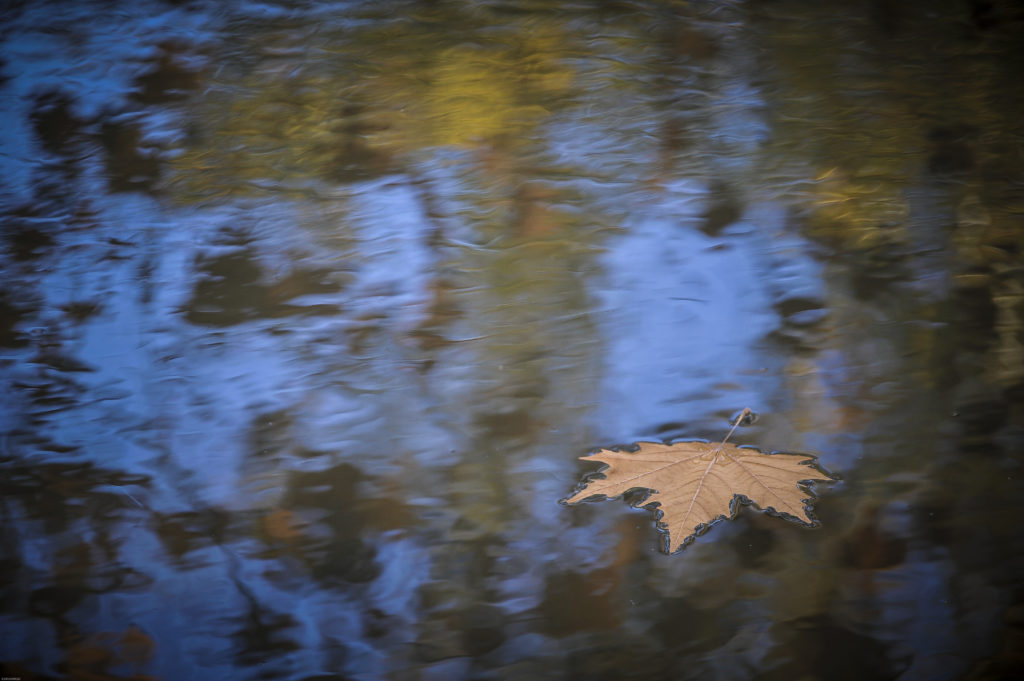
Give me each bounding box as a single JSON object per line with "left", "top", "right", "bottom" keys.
{"left": 565, "top": 435, "right": 834, "bottom": 553}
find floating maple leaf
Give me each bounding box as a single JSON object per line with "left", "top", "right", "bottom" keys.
{"left": 564, "top": 410, "right": 835, "bottom": 553}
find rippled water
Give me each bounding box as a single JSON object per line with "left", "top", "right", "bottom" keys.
{"left": 2, "top": 1, "right": 1023, "bottom": 679}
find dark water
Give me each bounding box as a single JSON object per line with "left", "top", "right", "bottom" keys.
{"left": 2, "top": 1, "right": 1023, "bottom": 679}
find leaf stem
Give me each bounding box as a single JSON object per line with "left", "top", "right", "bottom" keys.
{"left": 714, "top": 407, "right": 751, "bottom": 455}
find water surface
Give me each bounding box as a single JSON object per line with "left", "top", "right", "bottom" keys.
{"left": 1, "top": 1, "right": 1023, "bottom": 679}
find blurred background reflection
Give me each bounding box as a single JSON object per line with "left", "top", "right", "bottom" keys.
{"left": 1, "top": 1, "right": 1022, "bottom": 679}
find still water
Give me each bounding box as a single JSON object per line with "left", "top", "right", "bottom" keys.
{"left": 1, "top": 1, "right": 1022, "bottom": 679}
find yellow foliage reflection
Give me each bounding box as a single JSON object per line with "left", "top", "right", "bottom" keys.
{"left": 167, "top": 18, "right": 575, "bottom": 201}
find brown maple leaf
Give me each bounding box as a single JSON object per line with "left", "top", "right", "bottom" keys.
{"left": 565, "top": 410, "right": 835, "bottom": 553}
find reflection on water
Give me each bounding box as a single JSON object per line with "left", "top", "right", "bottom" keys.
{"left": 1, "top": 0, "right": 1023, "bottom": 679}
